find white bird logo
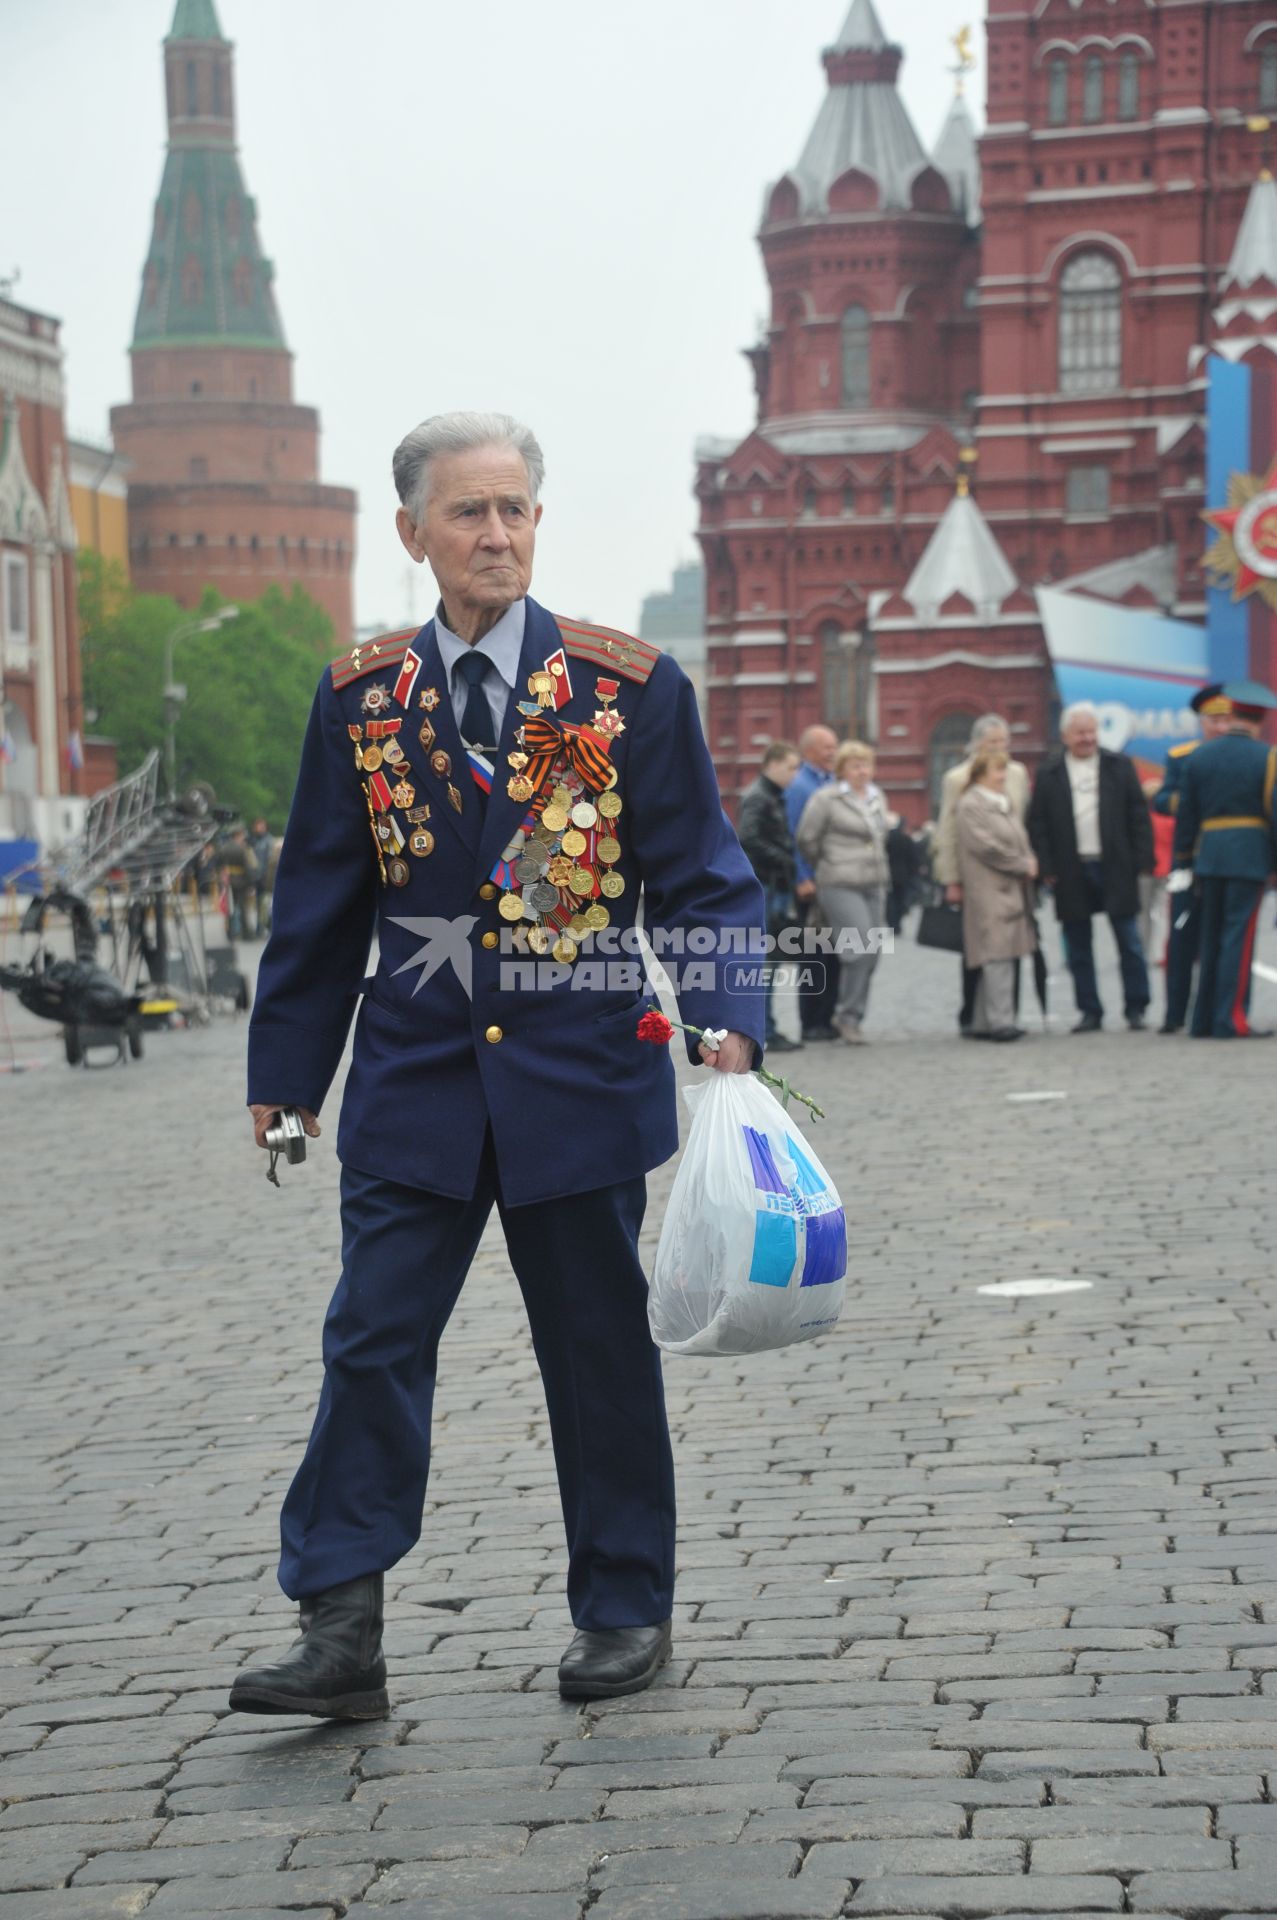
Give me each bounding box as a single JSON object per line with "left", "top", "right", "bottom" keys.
{"left": 385, "top": 915, "right": 479, "bottom": 999}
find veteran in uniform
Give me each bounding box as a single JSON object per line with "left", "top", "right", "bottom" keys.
{"left": 1173, "top": 689, "right": 1277, "bottom": 1039}
{"left": 231, "top": 412, "right": 766, "bottom": 1718}
{"left": 1151, "top": 685, "right": 1232, "bottom": 1034}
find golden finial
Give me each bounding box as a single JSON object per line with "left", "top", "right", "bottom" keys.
{"left": 950, "top": 25, "right": 975, "bottom": 97}
{"left": 956, "top": 472, "right": 970, "bottom": 498}
{"left": 1246, "top": 116, "right": 1272, "bottom": 134}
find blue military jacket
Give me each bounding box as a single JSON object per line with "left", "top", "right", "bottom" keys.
{"left": 1151, "top": 739, "right": 1197, "bottom": 818}
{"left": 1173, "top": 732, "right": 1277, "bottom": 883}
{"left": 248, "top": 596, "right": 766, "bottom": 1205}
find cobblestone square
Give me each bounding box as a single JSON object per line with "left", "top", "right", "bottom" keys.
{"left": 2, "top": 924, "right": 1276, "bottom": 1918}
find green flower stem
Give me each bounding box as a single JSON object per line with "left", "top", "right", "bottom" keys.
{"left": 668, "top": 1018, "right": 826, "bottom": 1123}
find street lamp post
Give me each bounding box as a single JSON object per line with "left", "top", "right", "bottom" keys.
{"left": 163, "top": 606, "right": 239, "bottom": 800}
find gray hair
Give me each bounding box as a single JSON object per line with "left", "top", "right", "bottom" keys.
{"left": 1060, "top": 701, "right": 1099, "bottom": 734}
{"left": 392, "top": 410, "right": 546, "bottom": 521}
{"left": 967, "top": 712, "right": 1010, "bottom": 750}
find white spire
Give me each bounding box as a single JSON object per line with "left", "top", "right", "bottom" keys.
{"left": 904, "top": 484, "right": 1017, "bottom": 621}
{"left": 834, "top": 0, "right": 889, "bottom": 51}
{"left": 1224, "top": 171, "right": 1277, "bottom": 291}
{"left": 932, "top": 93, "right": 981, "bottom": 226}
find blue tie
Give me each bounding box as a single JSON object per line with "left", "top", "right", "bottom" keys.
{"left": 454, "top": 649, "right": 496, "bottom": 754}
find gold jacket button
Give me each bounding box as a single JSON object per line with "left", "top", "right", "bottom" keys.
{"left": 481, "top": 931, "right": 499, "bottom": 950}
{"left": 478, "top": 882, "right": 497, "bottom": 901}
{"left": 485, "top": 1024, "right": 503, "bottom": 1044}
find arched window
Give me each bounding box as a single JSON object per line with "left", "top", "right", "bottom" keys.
{"left": 841, "top": 305, "right": 870, "bottom": 407}
{"left": 1262, "top": 42, "right": 1277, "bottom": 110}
{"left": 1048, "top": 56, "right": 1068, "bottom": 127}
{"left": 842, "top": 484, "right": 856, "bottom": 516}
{"left": 185, "top": 59, "right": 198, "bottom": 116}
{"left": 929, "top": 714, "right": 978, "bottom": 812}
{"left": 1118, "top": 51, "right": 1140, "bottom": 120}
{"left": 800, "top": 484, "right": 818, "bottom": 519}
{"left": 818, "top": 621, "right": 852, "bottom": 734}
{"left": 881, "top": 479, "right": 896, "bottom": 517}
{"left": 1083, "top": 54, "right": 1104, "bottom": 124}
{"left": 1058, "top": 250, "right": 1122, "bottom": 392}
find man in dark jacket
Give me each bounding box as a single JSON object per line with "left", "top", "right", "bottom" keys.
{"left": 738, "top": 741, "right": 802, "bottom": 1052}
{"left": 1028, "top": 702, "right": 1154, "bottom": 1032}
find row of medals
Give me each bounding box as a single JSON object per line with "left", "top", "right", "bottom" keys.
{"left": 353, "top": 684, "right": 624, "bottom": 967}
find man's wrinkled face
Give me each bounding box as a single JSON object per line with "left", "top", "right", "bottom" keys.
{"left": 396, "top": 445, "right": 541, "bottom": 624}
{"left": 807, "top": 729, "right": 838, "bottom": 773}
{"left": 1063, "top": 715, "right": 1099, "bottom": 758}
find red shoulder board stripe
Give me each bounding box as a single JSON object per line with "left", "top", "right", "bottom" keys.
{"left": 553, "top": 616, "right": 661, "bottom": 686}
{"left": 330, "top": 627, "right": 419, "bottom": 691}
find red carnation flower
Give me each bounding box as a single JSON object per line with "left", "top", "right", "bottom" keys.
{"left": 636, "top": 1009, "right": 675, "bottom": 1045}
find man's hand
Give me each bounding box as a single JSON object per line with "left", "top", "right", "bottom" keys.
{"left": 250, "top": 1104, "right": 320, "bottom": 1151}
{"left": 698, "top": 1031, "right": 756, "bottom": 1075}
{"left": 944, "top": 883, "right": 963, "bottom": 905}
{"left": 795, "top": 880, "right": 817, "bottom": 903}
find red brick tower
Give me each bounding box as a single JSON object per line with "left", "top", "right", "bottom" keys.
{"left": 111, "top": 0, "right": 356, "bottom": 642}
{"left": 696, "top": 0, "right": 981, "bottom": 802}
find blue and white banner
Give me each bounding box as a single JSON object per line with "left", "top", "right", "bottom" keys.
{"left": 1036, "top": 585, "right": 1210, "bottom": 769}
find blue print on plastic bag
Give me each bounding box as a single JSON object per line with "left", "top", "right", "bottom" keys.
{"left": 789, "top": 1139, "right": 848, "bottom": 1287}
{"left": 742, "top": 1126, "right": 798, "bottom": 1287}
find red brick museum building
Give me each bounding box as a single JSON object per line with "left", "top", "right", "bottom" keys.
{"left": 697, "top": 0, "right": 1277, "bottom": 818}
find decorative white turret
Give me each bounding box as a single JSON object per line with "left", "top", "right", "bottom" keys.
{"left": 904, "top": 479, "right": 1017, "bottom": 621}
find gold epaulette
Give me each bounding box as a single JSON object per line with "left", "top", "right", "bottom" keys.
{"left": 553, "top": 616, "right": 662, "bottom": 686}
{"left": 330, "top": 627, "right": 418, "bottom": 691}
{"left": 1168, "top": 741, "right": 1198, "bottom": 759}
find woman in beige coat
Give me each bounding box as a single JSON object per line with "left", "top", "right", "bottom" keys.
{"left": 955, "top": 749, "right": 1038, "bottom": 1042}
{"left": 796, "top": 741, "right": 889, "bottom": 1044}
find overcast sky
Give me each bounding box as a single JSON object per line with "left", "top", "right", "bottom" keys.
{"left": 5, "top": 0, "right": 979, "bottom": 636}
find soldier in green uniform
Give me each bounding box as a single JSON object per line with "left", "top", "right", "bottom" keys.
{"left": 1173, "top": 688, "right": 1277, "bottom": 1038}
{"left": 1152, "top": 685, "right": 1231, "bottom": 1033}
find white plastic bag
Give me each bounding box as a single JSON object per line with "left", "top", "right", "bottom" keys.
{"left": 649, "top": 1073, "right": 847, "bottom": 1357}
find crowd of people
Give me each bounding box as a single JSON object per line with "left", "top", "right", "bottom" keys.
{"left": 737, "top": 691, "right": 1276, "bottom": 1047}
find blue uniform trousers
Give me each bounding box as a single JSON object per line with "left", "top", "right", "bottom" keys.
{"left": 1061, "top": 860, "right": 1150, "bottom": 1018}
{"left": 278, "top": 1142, "right": 676, "bottom": 1631}
{"left": 1163, "top": 891, "right": 1200, "bottom": 1030}
{"left": 1191, "top": 878, "right": 1265, "bottom": 1039}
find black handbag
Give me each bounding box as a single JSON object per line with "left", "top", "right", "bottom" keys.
{"left": 916, "top": 895, "right": 964, "bottom": 954}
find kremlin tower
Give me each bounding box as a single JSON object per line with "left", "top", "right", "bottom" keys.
{"left": 111, "top": 0, "right": 356, "bottom": 642}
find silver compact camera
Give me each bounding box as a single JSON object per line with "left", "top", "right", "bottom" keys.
{"left": 264, "top": 1106, "right": 307, "bottom": 1178}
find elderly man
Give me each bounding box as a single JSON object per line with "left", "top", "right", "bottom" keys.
{"left": 233, "top": 411, "right": 765, "bottom": 1718}
{"left": 1028, "top": 701, "right": 1153, "bottom": 1032}
{"left": 786, "top": 725, "right": 840, "bottom": 1039}
{"left": 933, "top": 715, "right": 1029, "bottom": 1036}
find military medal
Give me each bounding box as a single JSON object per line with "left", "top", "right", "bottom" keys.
{"left": 386, "top": 856, "right": 410, "bottom": 888}
{"left": 585, "top": 902, "right": 610, "bottom": 931}
{"left": 375, "top": 818, "right": 394, "bottom": 845}
{"left": 527, "top": 880, "right": 560, "bottom": 914}
{"left": 568, "top": 865, "right": 593, "bottom": 896}
{"left": 527, "top": 925, "right": 551, "bottom": 954}
{"left": 571, "top": 801, "right": 598, "bottom": 829}
{"left": 596, "top": 835, "right": 621, "bottom": 864}
{"left": 597, "top": 790, "right": 622, "bottom": 818}
{"left": 391, "top": 780, "right": 416, "bottom": 809}
{"left": 553, "top": 934, "right": 578, "bottom": 964}
{"left": 408, "top": 828, "right": 435, "bottom": 857}
{"left": 548, "top": 855, "right": 573, "bottom": 886}
{"left": 367, "top": 769, "right": 394, "bottom": 811}
{"left": 541, "top": 803, "right": 569, "bottom": 833}
{"left": 560, "top": 829, "right": 586, "bottom": 857}
{"left": 507, "top": 775, "right": 535, "bottom": 803}
{"left": 419, "top": 686, "right": 441, "bottom": 712}
{"left": 360, "top": 683, "right": 393, "bottom": 717}
{"left": 366, "top": 718, "right": 402, "bottom": 738}
{"left": 528, "top": 669, "right": 556, "bottom": 708}
{"left": 508, "top": 750, "right": 529, "bottom": 771}
{"left": 392, "top": 649, "right": 423, "bottom": 709}
{"left": 515, "top": 850, "right": 549, "bottom": 883}
{"left": 348, "top": 724, "right": 363, "bottom": 741}
{"left": 499, "top": 892, "right": 526, "bottom": 922}
{"left": 406, "top": 803, "right": 431, "bottom": 823}
{"left": 418, "top": 718, "right": 436, "bottom": 753}
{"left": 383, "top": 740, "right": 406, "bottom": 768}
{"left": 430, "top": 749, "right": 451, "bottom": 778}
{"left": 447, "top": 782, "right": 463, "bottom": 814}
{"left": 542, "top": 646, "right": 573, "bottom": 711}
{"left": 600, "top": 871, "right": 625, "bottom": 898}
{"left": 569, "top": 912, "right": 591, "bottom": 939}
{"left": 361, "top": 743, "right": 384, "bottom": 772}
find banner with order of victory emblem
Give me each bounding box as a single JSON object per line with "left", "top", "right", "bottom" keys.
{"left": 1204, "top": 356, "right": 1277, "bottom": 706}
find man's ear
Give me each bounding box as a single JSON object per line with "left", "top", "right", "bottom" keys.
{"left": 396, "top": 507, "right": 425, "bottom": 563}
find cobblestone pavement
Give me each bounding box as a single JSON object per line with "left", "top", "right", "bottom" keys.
{"left": 2, "top": 913, "right": 1277, "bottom": 1920}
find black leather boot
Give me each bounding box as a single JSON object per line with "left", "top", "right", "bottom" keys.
{"left": 558, "top": 1619, "right": 672, "bottom": 1700}
{"left": 229, "top": 1572, "right": 389, "bottom": 1719}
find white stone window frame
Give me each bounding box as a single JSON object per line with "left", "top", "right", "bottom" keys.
{"left": 3, "top": 550, "right": 30, "bottom": 669}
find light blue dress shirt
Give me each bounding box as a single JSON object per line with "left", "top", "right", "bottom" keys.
{"left": 434, "top": 598, "right": 527, "bottom": 754}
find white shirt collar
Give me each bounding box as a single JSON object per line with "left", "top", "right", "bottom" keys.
{"left": 434, "top": 597, "right": 526, "bottom": 694}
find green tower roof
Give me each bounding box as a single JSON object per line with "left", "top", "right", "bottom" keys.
{"left": 166, "top": 0, "right": 226, "bottom": 41}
